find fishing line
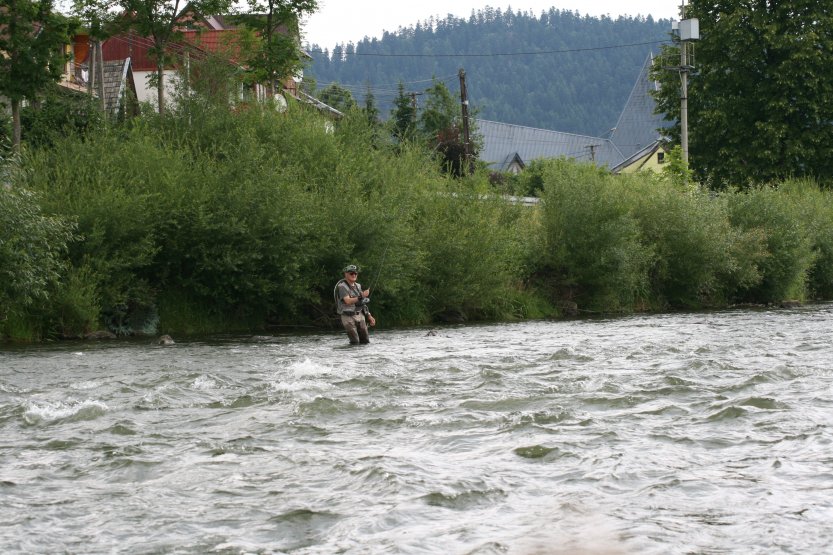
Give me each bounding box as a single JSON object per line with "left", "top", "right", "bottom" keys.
{"left": 367, "top": 200, "right": 411, "bottom": 297}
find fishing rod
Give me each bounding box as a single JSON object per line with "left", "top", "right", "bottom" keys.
{"left": 368, "top": 240, "right": 392, "bottom": 294}
{"left": 332, "top": 199, "right": 410, "bottom": 311}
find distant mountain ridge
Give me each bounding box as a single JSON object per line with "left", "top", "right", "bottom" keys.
{"left": 305, "top": 7, "right": 671, "bottom": 136}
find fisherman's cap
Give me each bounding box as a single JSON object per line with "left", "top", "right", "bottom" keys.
{"left": 343, "top": 264, "right": 359, "bottom": 273}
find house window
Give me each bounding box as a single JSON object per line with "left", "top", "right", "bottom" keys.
{"left": 657, "top": 152, "right": 665, "bottom": 164}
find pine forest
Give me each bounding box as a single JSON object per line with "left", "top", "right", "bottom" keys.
{"left": 305, "top": 7, "right": 672, "bottom": 136}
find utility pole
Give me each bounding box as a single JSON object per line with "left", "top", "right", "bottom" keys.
{"left": 587, "top": 144, "right": 598, "bottom": 163}
{"left": 458, "top": 68, "right": 473, "bottom": 175}
{"left": 408, "top": 92, "right": 420, "bottom": 126}
{"left": 677, "top": 1, "right": 699, "bottom": 165}
{"left": 679, "top": 1, "right": 689, "bottom": 165}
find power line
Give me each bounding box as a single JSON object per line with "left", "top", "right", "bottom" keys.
{"left": 306, "top": 39, "right": 670, "bottom": 58}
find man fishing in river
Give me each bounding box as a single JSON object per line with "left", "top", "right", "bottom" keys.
{"left": 335, "top": 264, "right": 376, "bottom": 345}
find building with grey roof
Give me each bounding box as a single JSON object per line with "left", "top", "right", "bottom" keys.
{"left": 477, "top": 54, "right": 669, "bottom": 174}
{"left": 76, "top": 57, "right": 138, "bottom": 119}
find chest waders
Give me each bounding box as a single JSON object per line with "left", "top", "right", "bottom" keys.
{"left": 334, "top": 279, "right": 370, "bottom": 344}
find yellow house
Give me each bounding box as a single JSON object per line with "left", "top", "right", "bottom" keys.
{"left": 612, "top": 142, "right": 669, "bottom": 174}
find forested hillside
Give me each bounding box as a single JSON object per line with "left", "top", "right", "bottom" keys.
{"left": 305, "top": 7, "right": 671, "bottom": 136}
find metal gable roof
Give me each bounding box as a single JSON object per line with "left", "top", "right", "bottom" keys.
{"left": 609, "top": 53, "right": 669, "bottom": 159}
{"left": 477, "top": 53, "right": 668, "bottom": 173}
{"left": 477, "top": 119, "right": 623, "bottom": 170}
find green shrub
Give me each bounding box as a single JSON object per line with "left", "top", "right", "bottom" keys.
{"left": 779, "top": 179, "right": 833, "bottom": 299}
{"left": 726, "top": 185, "right": 815, "bottom": 303}
{"left": 48, "top": 263, "right": 100, "bottom": 338}
{"left": 0, "top": 185, "right": 75, "bottom": 337}
{"left": 628, "top": 176, "right": 762, "bottom": 308}
{"left": 537, "top": 160, "right": 653, "bottom": 312}
{"left": 20, "top": 86, "right": 105, "bottom": 149}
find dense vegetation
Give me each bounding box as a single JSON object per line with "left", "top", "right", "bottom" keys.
{"left": 4, "top": 1, "right": 833, "bottom": 342}
{"left": 4, "top": 94, "right": 833, "bottom": 341}
{"left": 305, "top": 7, "right": 670, "bottom": 136}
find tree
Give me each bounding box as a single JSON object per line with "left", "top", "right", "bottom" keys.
{"left": 317, "top": 82, "right": 355, "bottom": 113}
{"left": 0, "top": 0, "right": 74, "bottom": 150}
{"left": 420, "top": 79, "right": 470, "bottom": 176}
{"left": 362, "top": 82, "right": 379, "bottom": 125}
{"left": 419, "top": 79, "right": 458, "bottom": 137}
{"left": 237, "top": 0, "right": 317, "bottom": 95}
{"left": 101, "top": 0, "right": 232, "bottom": 116}
{"left": 390, "top": 82, "right": 416, "bottom": 141}
{"left": 652, "top": 0, "right": 833, "bottom": 189}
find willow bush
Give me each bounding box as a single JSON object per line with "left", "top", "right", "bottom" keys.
{"left": 726, "top": 185, "right": 816, "bottom": 303}
{"left": 0, "top": 185, "right": 76, "bottom": 339}
{"left": 776, "top": 179, "right": 833, "bottom": 300}
{"left": 408, "top": 183, "right": 529, "bottom": 322}
{"left": 626, "top": 175, "right": 764, "bottom": 308}
{"left": 537, "top": 160, "right": 653, "bottom": 312}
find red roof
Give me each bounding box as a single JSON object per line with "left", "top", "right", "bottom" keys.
{"left": 100, "top": 29, "right": 246, "bottom": 72}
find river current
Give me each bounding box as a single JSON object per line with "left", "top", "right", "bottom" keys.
{"left": 2, "top": 305, "right": 832, "bottom": 554}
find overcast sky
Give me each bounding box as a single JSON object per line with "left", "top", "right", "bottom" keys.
{"left": 302, "top": 1, "right": 683, "bottom": 49}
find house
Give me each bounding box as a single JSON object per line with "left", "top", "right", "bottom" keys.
{"left": 478, "top": 54, "right": 669, "bottom": 174}
{"left": 69, "top": 34, "right": 139, "bottom": 118}
{"left": 87, "top": 9, "right": 309, "bottom": 110}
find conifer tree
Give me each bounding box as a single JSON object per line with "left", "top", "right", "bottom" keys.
{"left": 390, "top": 82, "right": 416, "bottom": 141}
{"left": 363, "top": 83, "right": 379, "bottom": 125}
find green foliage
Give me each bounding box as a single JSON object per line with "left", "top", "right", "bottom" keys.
{"left": 390, "top": 82, "right": 416, "bottom": 141}
{"left": 317, "top": 83, "right": 357, "bottom": 113}
{"left": 419, "top": 80, "right": 458, "bottom": 137}
{"left": 0, "top": 0, "right": 76, "bottom": 148}
{"left": 776, "top": 179, "right": 833, "bottom": 300}
{"left": 10, "top": 81, "right": 833, "bottom": 341}
{"left": 537, "top": 160, "right": 653, "bottom": 311}
{"left": 233, "top": 0, "right": 317, "bottom": 93}
{"left": 362, "top": 84, "right": 380, "bottom": 125}
{"left": 48, "top": 263, "right": 101, "bottom": 338}
{"left": 419, "top": 79, "right": 471, "bottom": 177}
{"left": 0, "top": 184, "right": 76, "bottom": 335}
{"left": 726, "top": 186, "right": 815, "bottom": 303}
{"left": 170, "top": 32, "right": 250, "bottom": 110}
{"left": 20, "top": 86, "right": 105, "bottom": 148}
{"left": 98, "top": 0, "right": 234, "bottom": 114}
{"left": 652, "top": 1, "right": 833, "bottom": 188}
{"left": 410, "top": 186, "right": 529, "bottom": 321}
{"left": 506, "top": 159, "right": 547, "bottom": 197}
{"left": 628, "top": 175, "right": 761, "bottom": 307}
{"left": 660, "top": 145, "right": 694, "bottom": 191}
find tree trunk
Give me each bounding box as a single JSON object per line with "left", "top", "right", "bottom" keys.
{"left": 157, "top": 62, "right": 165, "bottom": 116}
{"left": 98, "top": 41, "right": 106, "bottom": 118}
{"left": 11, "top": 98, "right": 21, "bottom": 151}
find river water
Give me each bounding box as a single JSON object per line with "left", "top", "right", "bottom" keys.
{"left": 2, "top": 305, "right": 832, "bottom": 554}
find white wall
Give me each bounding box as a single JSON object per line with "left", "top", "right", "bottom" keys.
{"left": 134, "top": 69, "right": 181, "bottom": 109}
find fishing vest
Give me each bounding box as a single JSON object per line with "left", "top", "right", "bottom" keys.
{"left": 334, "top": 279, "right": 364, "bottom": 315}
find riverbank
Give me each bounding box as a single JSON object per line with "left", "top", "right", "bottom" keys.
{"left": 4, "top": 103, "right": 833, "bottom": 342}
